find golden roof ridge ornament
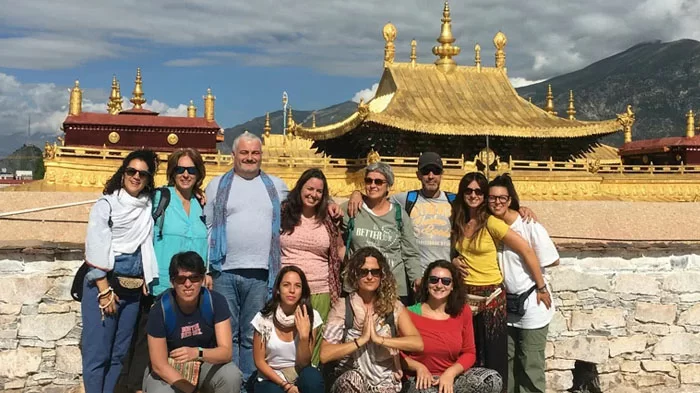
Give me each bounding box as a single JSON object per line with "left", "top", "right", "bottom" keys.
{"left": 383, "top": 22, "right": 397, "bottom": 68}
{"left": 544, "top": 84, "right": 557, "bottom": 115}
{"left": 204, "top": 88, "right": 215, "bottom": 122}
{"left": 494, "top": 31, "right": 507, "bottom": 70}
{"left": 130, "top": 68, "right": 146, "bottom": 109}
{"left": 686, "top": 109, "right": 695, "bottom": 138}
{"left": 107, "top": 75, "right": 123, "bottom": 115}
{"left": 410, "top": 39, "right": 417, "bottom": 66}
{"left": 567, "top": 90, "right": 576, "bottom": 120}
{"left": 187, "top": 100, "right": 197, "bottom": 118}
{"left": 69, "top": 80, "right": 82, "bottom": 116}
{"left": 432, "top": 2, "right": 460, "bottom": 73}
{"left": 474, "top": 43, "right": 481, "bottom": 71}
{"left": 287, "top": 106, "right": 295, "bottom": 138}
{"left": 312, "top": 112, "right": 317, "bottom": 128}
{"left": 617, "top": 105, "right": 635, "bottom": 143}
{"left": 263, "top": 112, "right": 271, "bottom": 138}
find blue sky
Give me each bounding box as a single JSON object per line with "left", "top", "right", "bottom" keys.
{"left": 0, "top": 0, "right": 698, "bottom": 151}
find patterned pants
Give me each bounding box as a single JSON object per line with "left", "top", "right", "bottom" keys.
{"left": 402, "top": 368, "right": 503, "bottom": 393}
{"left": 330, "top": 369, "right": 399, "bottom": 393}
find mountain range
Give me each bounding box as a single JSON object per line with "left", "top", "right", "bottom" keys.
{"left": 223, "top": 39, "right": 700, "bottom": 149}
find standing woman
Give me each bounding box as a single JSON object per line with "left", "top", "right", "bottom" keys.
{"left": 252, "top": 266, "right": 325, "bottom": 393}
{"left": 82, "top": 149, "right": 159, "bottom": 393}
{"left": 450, "top": 172, "right": 550, "bottom": 393}
{"left": 487, "top": 175, "right": 558, "bottom": 393}
{"left": 280, "top": 168, "right": 344, "bottom": 365}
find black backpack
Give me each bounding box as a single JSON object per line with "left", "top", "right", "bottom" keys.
{"left": 152, "top": 187, "right": 172, "bottom": 240}
{"left": 404, "top": 190, "right": 457, "bottom": 216}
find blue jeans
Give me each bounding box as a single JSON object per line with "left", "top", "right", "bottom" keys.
{"left": 81, "top": 276, "right": 141, "bottom": 393}
{"left": 254, "top": 366, "right": 324, "bottom": 393}
{"left": 213, "top": 269, "right": 268, "bottom": 388}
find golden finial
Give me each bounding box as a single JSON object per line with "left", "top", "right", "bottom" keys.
{"left": 286, "top": 106, "right": 295, "bottom": 138}
{"left": 203, "top": 88, "right": 215, "bottom": 122}
{"left": 130, "top": 68, "right": 146, "bottom": 109}
{"left": 493, "top": 31, "right": 507, "bottom": 69}
{"left": 187, "top": 100, "right": 197, "bottom": 118}
{"left": 312, "top": 112, "right": 317, "bottom": 128}
{"left": 69, "top": 80, "right": 82, "bottom": 116}
{"left": 528, "top": 96, "right": 533, "bottom": 103}
{"left": 107, "top": 75, "right": 123, "bottom": 115}
{"left": 263, "top": 112, "right": 271, "bottom": 138}
{"left": 383, "top": 23, "right": 397, "bottom": 67}
{"left": 410, "top": 39, "right": 417, "bottom": 66}
{"left": 567, "top": 90, "right": 576, "bottom": 120}
{"left": 432, "top": 2, "right": 461, "bottom": 73}
{"left": 544, "top": 84, "right": 556, "bottom": 115}
{"left": 617, "top": 105, "right": 635, "bottom": 143}
{"left": 686, "top": 109, "right": 696, "bottom": 138}
{"left": 474, "top": 43, "right": 481, "bottom": 71}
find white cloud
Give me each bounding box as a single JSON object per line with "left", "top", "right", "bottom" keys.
{"left": 352, "top": 83, "right": 379, "bottom": 103}
{"left": 509, "top": 77, "right": 546, "bottom": 88}
{"left": 163, "top": 58, "right": 218, "bottom": 67}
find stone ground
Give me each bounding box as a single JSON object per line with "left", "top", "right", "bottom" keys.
{"left": 0, "top": 191, "right": 699, "bottom": 243}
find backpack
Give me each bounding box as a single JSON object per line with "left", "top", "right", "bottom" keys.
{"left": 152, "top": 187, "right": 172, "bottom": 240}
{"left": 161, "top": 287, "right": 215, "bottom": 337}
{"left": 404, "top": 190, "right": 457, "bottom": 216}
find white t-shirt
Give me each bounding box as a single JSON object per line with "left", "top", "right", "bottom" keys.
{"left": 251, "top": 309, "right": 323, "bottom": 381}
{"left": 499, "top": 216, "right": 559, "bottom": 329}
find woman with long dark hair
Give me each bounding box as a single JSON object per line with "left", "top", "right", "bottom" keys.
{"left": 487, "top": 175, "right": 557, "bottom": 393}
{"left": 82, "top": 149, "right": 159, "bottom": 393}
{"left": 402, "top": 260, "right": 502, "bottom": 393}
{"left": 280, "top": 168, "right": 344, "bottom": 364}
{"left": 252, "top": 266, "right": 325, "bottom": 393}
{"left": 320, "top": 247, "right": 423, "bottom": 393}
{"left": 450, "top": 172, "right": 549, "bottom": 393}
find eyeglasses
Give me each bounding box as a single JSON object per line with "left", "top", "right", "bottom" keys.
{"left": 174, "top": 166, "right": 198, "bottom": 175}
{"left": 364, "top": 178, "right": 387, "bottom": 186}
{"left": 359, "top": 268, "right": 382, "bottom": 278}
{"left": 419, "top": 166, "right": 443, "bottom": 176}
{"left": 465, "top": 187, "right": 484, "bottom": 196}
{"left": 124, "top": 167, "right": 151, "bottom": 178}
{"left": 427, "top": 276, "right": 453, "bottom": 286}
{"left": 488, "top": 195, "right": 510, "bottom": 204}
{"left": 172, "top": 274, "right": 204, "bottom": 285}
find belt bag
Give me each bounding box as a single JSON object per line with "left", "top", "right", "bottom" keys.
{"left": 108, "top": 273, "right": 144, "bottom": 298}
{"left": 506, "top": 285, "right": 537, "bottom": 316}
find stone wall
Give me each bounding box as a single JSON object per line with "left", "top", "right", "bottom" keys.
{"left": 0, "top": 242, "right": 699, "bottom": 393}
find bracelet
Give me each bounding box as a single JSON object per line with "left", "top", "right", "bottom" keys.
{"left": 354, "top": 339, "right": 361, "bottom": 349}
{"left": 537, "top": 285, "right": 548, "bottom": 293}
{"left": 284, "top": 384, "right": 293, "bottom": 393}
{"left": 97, "top": 286, "right": 113, "bottom": 299}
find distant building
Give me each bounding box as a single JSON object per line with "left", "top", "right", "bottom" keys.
{"left": 15, "top": 170, "right": 33, "bottom": 180}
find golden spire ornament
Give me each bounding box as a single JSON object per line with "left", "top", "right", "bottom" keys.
{"left": 69, "top": 80, "right": 82, "bottom": 116}
{"left": 311, "top": 112, "right": 317, "bottom": 128}
{"left": 432, "top": 2, "right": 460, "bottom": 73}
{"left": 687, "top": 109, "right": 696, "bottom": 138}
{"left": 474, "top": 43, "right": 481, "bottom": 70}
{"left": 286, "top": 106, "right": 295, "bottom": 138}
{"left": 187, "top": 100, "right": 197, "bottom": 118}
{"left": 263, "top": 112, "right": 271, "bottom": 138}
{"left": 410, "top": 39, "right": 417, "bottom": 66}
{"left": 383, "top": 23, "right": 397, "bottom": 67}
{"left": 204, "top": 88, "right": 215, "bottom": 122}
{"left": 544, "top": 84, "right": 556, "bottom": 115}
{"left": 493, "top": 31, "right": 507, "bottom": 69}
{"left": 130, "top": 68, "right": 146, "bottom": 109}
{"left": 567, "top": 90, "right": 576, "bottom": 120}
{"left": 107, "top": 75, "right": 123, "bottom": 115}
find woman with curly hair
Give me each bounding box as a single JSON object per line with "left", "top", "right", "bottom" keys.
{"left": 82, "top": 149, "right": 159, "bottom": 393}
{"left": 252, "top": 266, "right": 325, "bottom": 393}
{"left": 402, "top": 260, "right": 502, "bottom": 393}
{"left": 450, "top": 173, "right": 549, "bottom": 393}
{"left": 320, "top": 247, "right": 423, "bottom": 393}
{"left": 280, "top": 168, "right": 344, "bottom": 364}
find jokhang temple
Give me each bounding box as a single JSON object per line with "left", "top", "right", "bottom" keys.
{"left": 11, "top": 1, "right": 700, "bottom": 201}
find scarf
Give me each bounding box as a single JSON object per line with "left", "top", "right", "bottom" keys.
{"left": 274, "top": 305, "right": 296, "bottom": 328}
{"left": 85, "top": 190, "right": 159, "bottom": 284}
{"left": 208, "top": 169, "right": 281, "bottom": 294}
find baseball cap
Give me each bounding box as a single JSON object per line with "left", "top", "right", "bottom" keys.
{"left": 417, "top": 152, "right": 443, "bottom": 170}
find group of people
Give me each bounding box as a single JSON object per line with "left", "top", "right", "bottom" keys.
{"left": 79, "top": 131, "right": 560, "bottom": 393}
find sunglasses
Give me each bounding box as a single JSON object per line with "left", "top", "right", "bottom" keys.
{"left": 427, "top": 276, "right": 453, "bottom": 286}
{"left": 359, "top": 268, "right": 382, "bottom": 278}
{"left": 488, "top": 195, "right": 510, "bottom": 204}
{"left": 124, "top": 167, "right": 151, "bottom": 178}
{"left": 174, "top": 166, "right": 198, "bottom": 175}
{"left": 172, "top": 274, "right": 204, "bottom": 285}
{"left": 465, "top": 187, "right": 484, "bottom": 196}
{"left": 419, "top": 166, "right": 443, "bottom": 176}
{"left": 364, "top": 178, "right": 387, "bottom": 186}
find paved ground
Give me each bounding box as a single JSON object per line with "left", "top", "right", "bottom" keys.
{"left": 0, "top": 192, "right": 699, "bottom": 244}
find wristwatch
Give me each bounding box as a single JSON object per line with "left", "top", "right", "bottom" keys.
{"left": 537, "top": 286, "right": 548, "bottom": 294}
{"left": 197, "top": 347, "right": 204, "bottom": 361}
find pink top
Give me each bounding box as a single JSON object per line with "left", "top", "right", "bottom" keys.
{"left": 281, "top": 216, "right": 331, "bottom": 294}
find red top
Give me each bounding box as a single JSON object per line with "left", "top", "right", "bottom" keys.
{"left": 405, "top": 304, "right": 476, "bottom": 375}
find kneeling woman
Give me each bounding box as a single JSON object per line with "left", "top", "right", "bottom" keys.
{"left": 403, "top": 260, "right": 502, "bottom": 393}
{"left": 145, "top": 252, "right": 242, "bottom": 393}
{"left": 321, "top": 247, "right": 424, "bottom": 393}
{"left": 252, "top": 266, "right": 325, "bottom": 393}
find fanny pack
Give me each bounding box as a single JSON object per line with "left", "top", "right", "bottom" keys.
{"left": 466, "top": 287, "right": 502, "bottom": 315}
{"left": 506, "top": 285, "right": 537, "bottom": 316}
{"left": 108, "top": 273, "right": 144, "bottom": 298}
